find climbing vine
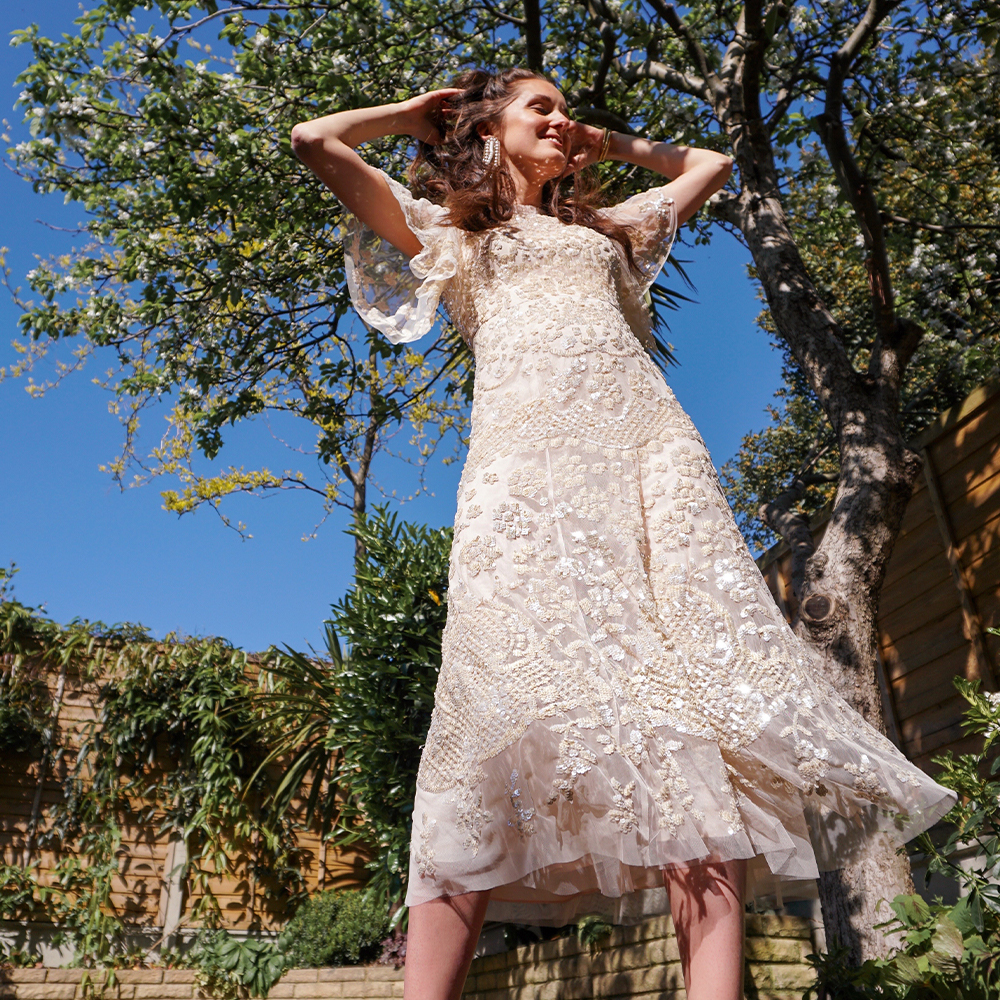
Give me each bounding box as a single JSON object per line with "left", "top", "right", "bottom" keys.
{"left": 0, "top": 601, "right": 309, "bottom": 971}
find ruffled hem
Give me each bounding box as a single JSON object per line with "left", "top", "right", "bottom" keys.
{"left": 405, "top": 716, "right": 956, "bottom": 925}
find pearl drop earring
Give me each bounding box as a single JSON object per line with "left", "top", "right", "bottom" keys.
{"left": 482, "top": 135, "right": 500, "bottom": 174}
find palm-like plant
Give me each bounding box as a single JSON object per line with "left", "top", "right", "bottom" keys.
{"left": 253, "top": 506, "right": 452, "bottom": 911}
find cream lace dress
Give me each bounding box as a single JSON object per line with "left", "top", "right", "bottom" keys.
{"left": 343, "top": 171, "right": 956, "bottom": 925}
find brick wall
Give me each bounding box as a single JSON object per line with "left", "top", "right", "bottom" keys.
{"left": 0, "top": 913, "right": 816, "bottom": 999}
{"left": 462, "top": 914, "right": 815, "bottom": 1000}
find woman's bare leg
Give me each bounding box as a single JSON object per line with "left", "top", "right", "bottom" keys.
{"left": 663, "top": 858, "right": 747, "bottom": 1000}
{"left": 403, "top": 890, "right": 491, "bottom": 1000}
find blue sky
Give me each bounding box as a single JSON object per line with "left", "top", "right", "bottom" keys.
{"left": 1, "top": 2, "right": 782, "bottom": 653}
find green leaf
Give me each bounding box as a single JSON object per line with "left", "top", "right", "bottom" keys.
{"left": 763, "top": 5, "right": 780, "bottom": 39}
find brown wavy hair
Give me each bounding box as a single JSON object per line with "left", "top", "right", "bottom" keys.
{"left": 409, "top": 68, "right": 639, "bottom": 274}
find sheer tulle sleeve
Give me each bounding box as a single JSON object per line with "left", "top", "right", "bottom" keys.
{"left": 342, "top": 171, "right": 461, "bottom": 344}
{"left": 600, "top": 185, "right": 679, "bottom": 293}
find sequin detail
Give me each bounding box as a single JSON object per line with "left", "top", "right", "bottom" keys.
{"left": 343, "top": 173, "right": 957, "bottom": 922}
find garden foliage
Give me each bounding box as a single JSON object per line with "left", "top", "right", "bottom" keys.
{"left": 280, "top": 889, "right": 390, "bottom": 969}
{"left": 0, "top": 601, "right": 304, "bottom": 973}
{"left": 807, "top": 677, "right": 1000, "bottom": 999}
{"left": 178, "top": 929, "right": 287, "bottom": 1000}
{"left": 256, "top": 505, "right": 452, "bottom": 912}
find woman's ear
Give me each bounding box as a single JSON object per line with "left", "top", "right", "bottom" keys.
{"left": 476, "top": 123, "right": 495, "bottom": 141}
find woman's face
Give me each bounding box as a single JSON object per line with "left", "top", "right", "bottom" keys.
{"left": 495, "top": 78, "right": 572, "bottom": 182}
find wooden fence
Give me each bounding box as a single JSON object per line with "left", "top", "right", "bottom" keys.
{"left": 757, "top": 382, "right": 1000, "bottom": 772}
{"left": 0, "top": 657, "right": 369, "bottom": 944}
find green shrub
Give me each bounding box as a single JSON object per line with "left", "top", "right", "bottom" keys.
{"left": 0, "top": 944, "right": 41, "bottom": 969}
{"left": 806, "top": 677, "right": 1000, "bottom": 999}
{"left": 0, "top": 698, "right": 43, "bottom": 753}
{"left": 575, "top": 915, "right": 614, "bottom": 948}
{"left": 182, "top": 929, "right": 287, "bottom": 1000}
{"left": 256, "top": 506, "right": 452, "bottom": 909}
{"left": 0, "top": 613, "right": 48, "bottom": 754}
{"left": 283, "top": 889, "right": 390, "bottom": 968}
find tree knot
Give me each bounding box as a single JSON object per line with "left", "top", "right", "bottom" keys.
{"left": 801, "top": 592, "right": 835, "bottom": 624}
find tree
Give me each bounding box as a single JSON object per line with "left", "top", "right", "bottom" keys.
{"left": 9, "top": 0, "right": 999, "bottom": 961}
{"left": 4, "top": 1, "right": 476, "bottom": 554}
{"left": 2, "top": 0, "right": 681, "bottom": 553}
{"left": 539, "top": 0, "right": 996, "bottom": 961}
{"left": 722, "top": 53, "right": 1000, "bottom": 550}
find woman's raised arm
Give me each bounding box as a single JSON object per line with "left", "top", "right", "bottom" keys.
{"left": 607, "top": 134, "right": 732, "bottom": 225}
{"left": 565, "top": 124, "right": 733, "bottom": 226}
{"left": 290, "top": 90, "right": 460, "bottom": 258}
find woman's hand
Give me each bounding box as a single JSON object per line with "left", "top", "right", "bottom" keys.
{"left": 562, "top": 121, "right": 606, "bottom": 174}
{"left": 399, "top": 88, "right": 463, "bottom": 144}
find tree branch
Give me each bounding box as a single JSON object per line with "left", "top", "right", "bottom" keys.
{"left": 616, "top": 57, "right": 709, "bottom": 101}
{"left": 742, "top": 0, "right": 776, "bottom": 126}
{"left": 523, "top": 0, "right": 543, "bottom": 71}
{"left": 646, "top": 0, "right": 721, "bottom": 97}
{"left": 819, "top": 0, "right": 902, "bottom": 347}
{"left": 882, "top": 213, "right": 1000, "bottom": 234}
{"left": 719, "top": 10, "right": 864, "bottom": 432}
{"left": 707, "top": 189, "right": 742, "bottom": 226}
{"left": 869, "top": 316, "right": 923, "bottom": 388}
{"left": 479, "top": 0, "right": 526, "bottom": 26}
{"left": 765, "top": 52, "right": 813, "bottom": 133}
{"left": 577, "top": 0, "right": 618, "bottom": 107}
{"left": 592, "top": 19, "right": 617, "bottom": 107}
{"left": 759, "top": 476, "right": 815, "bottom": 600}
{"left": 720, "top": 7, "right": 747, "bottom": 84}
{"left": 572, "top": 103, "right": 634, "bottom": 132}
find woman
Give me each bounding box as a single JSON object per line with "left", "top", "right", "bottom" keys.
{"left": 291, "top": 68, "right": 955, "bottom": 1000}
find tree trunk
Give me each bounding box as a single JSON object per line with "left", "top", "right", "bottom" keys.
{"left": 798, "top": 412, "right": 923, "bottom": 960}
{"left": 722, "top": 84, "right": 923, "bottom": 959}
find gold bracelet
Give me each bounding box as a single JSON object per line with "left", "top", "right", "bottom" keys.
{"left": 598, "top": 128, "right": 614, "bottom": 162}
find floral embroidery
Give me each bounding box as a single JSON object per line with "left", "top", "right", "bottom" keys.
{"left": 507, "top": 465, "right": 548, "bottom": 500}
{"left": 609, "top": 778, "right": 639, "bottom": 833}
{"left": 454, "top": 787, "right": 492, "bottom": 856}
{"left": 845, "top": 754, "right": 890, "bottom": 803}
{"left": 459, "top": 535, "right": 501, "bottom": 576}
{"left": 492, "top": 500, "right": 533, "bottom": 540}
{"left": 587, "top": 368, "right": 625, "bottom": 410}
{"left": 781, "top": 714, "right": 832, "bottom": 787}
{"left": 548, "top": 725, "right": 598, "bottom": 802}
{"left": 344, "top": 172, "right": 952, "bottom": 906}
{"left": 505, "top": 770, "right": 536, "bottom": 838}
{"left": 414, "top": 815, "right": 437, "bottom": 878}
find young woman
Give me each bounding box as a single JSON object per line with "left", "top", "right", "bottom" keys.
{"left": 291, "top": 68, "right": 955, "bottom": 1000}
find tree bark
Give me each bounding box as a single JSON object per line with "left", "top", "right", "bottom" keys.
{"left": 707, "top": 4, "right": 924, "bottom": 959}
{"left": 523, "top": 0, "right": 544, "bottom": 71}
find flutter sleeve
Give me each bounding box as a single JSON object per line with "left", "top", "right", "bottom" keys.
{"left": 599, "top": 184, "right": 679, "bottom": 293}
{"left": 342, "top": 170, "right": 461, "bottom": 344}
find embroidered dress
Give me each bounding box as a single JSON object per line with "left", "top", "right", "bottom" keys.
{"left": 343, "top": 171, "right": 956, "bottom": 925}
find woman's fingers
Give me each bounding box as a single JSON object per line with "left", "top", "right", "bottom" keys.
{"left": 561, "top": 121, "right": 604, "bottom": 172}
{"left": 420, "top": 87, "right": 464, "bottom": 110}
{"left": 410, "top": 88, "right": 463, "bottom": 144}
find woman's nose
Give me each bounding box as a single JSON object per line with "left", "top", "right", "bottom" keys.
{"left": 550, "top": 112, "right": 571, "bottom": 131}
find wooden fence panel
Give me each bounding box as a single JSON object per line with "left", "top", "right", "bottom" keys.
{"left": 0, "top": 657, "right": 370, "bottom": 939}
{"left": 756, "top": 382, "right": 1000, "bottom": 771}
